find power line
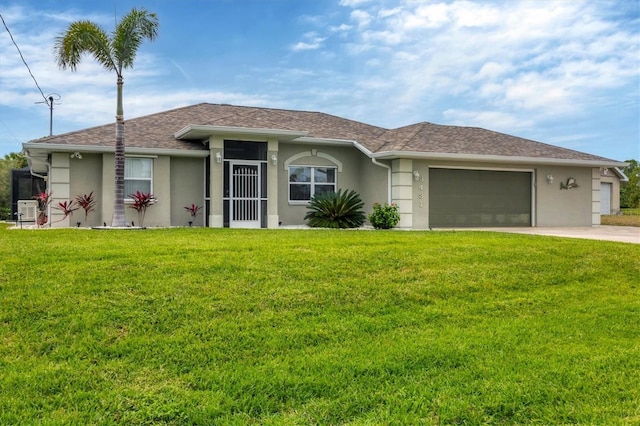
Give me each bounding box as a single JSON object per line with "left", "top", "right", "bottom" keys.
{"left": 0, "top": 13, "right": 50, "bottom": 106}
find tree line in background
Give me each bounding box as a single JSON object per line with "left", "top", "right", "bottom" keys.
{"left": 620, "top": 159, "right": 640, "bottom": 209}
{"left": 1, "top": 152, "right": 639, "bottom": 221}
{"left": 0, "top": 152, "right": 27, "bottom": 220}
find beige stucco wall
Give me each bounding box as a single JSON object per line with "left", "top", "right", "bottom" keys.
{"left": 134, "top": 156, "right": 170, "bottom": 227}
{"left": 276, "top": 144, "right": 387, "bottom": 226}
{"left": 170, "top": 157, "right": 206, "bottom": 226}
{"left": 101, "top": 154, "right": 172, "bottom": 227}
{"left": 207, "top": 137, "right": 225, "bottom": 227}
{"left": 51, "top": 147, "right": 605, "bottom": 229}
{"left": 358, "top": 156, "right": 390, "bottom": 214}
{"left": 535, "top": 166, "right": 593, "bottom": 226}
{"left": 69, "top": 153, "right": 103, "bottom": 227}
{"left": 409, "top": 160, "right": 595, "bottom": 228}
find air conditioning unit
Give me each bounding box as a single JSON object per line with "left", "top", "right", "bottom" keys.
{"left": 17, "top": 200, "right": 38, "bottom": 222}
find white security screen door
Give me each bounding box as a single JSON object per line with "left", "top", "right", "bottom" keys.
{"left": 230, "top": 162, "right": 261, "bottom": 228}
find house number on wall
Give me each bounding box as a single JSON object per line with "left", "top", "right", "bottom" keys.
{"left": 418, "top": 182, "right": 424, "bottom": 208}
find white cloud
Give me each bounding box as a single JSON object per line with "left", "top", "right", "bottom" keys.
{"left": 322, "top": 1, "right": 637, "bottom": 130}
{"left": 290, "top": 41, "right": 322, "bottom": 51}
{"left": 442, "top": 109, "right": 534, "bottom": 133}
{"left": 289, "top": 32, "right": 326, "bottom": 52}
{"left": 339, "top": 0, "right": 371, "bottom": 7}
{"left": 378, "top": 7, "right": 401, "bottom": 19}
{"left": 329, "top": 23, "right": 352, "bottom": 33}
{"left": 350, "top": 10, "right": 372, "bottom": 29}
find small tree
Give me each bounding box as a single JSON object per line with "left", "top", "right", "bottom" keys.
{"left": 620, "top": 159, "right": 640, "bottom": 209}
{"left": 55, "top": 8, "right": 159, "bottom": 227}
{"left": 0, "top": 152, "right": 27, "bottom": 220}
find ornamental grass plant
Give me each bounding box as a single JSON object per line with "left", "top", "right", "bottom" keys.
{"left": 304, "top": 188, "right": 365, "bottom": 228}
{"left": 1, "top": 224, "right": 639, "bottom": 424}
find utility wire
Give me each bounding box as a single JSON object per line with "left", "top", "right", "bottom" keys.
{"left": 0, "top": 13, "right": 50, "bottom": 106}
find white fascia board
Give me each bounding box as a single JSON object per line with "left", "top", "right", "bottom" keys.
{"left": 23, "top": 143, "right": 210, "bottom": 158}
{"left": 371, "top": 150, "right": 628, "bottom": 168}
{"left": 289, "top": 136, "right": 356, "bottom": 147}
{"left": 284, "top": 137, "right": 375, "bottom": 157}
{"left": 614, "top": 167, "right": 629, "bottom": 182}
{"left": 174, "top": 124, "right": 308, "bottom": 141}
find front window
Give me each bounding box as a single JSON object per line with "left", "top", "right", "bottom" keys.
{"left": 289, "top": 166, "right": 336, "bottom": 202}
{"left": 125, "top": 157, "right": 153, "bottom": 197}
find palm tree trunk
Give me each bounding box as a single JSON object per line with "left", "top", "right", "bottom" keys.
{"left": 111, "top": 75, "right": 127, "bottom": 227}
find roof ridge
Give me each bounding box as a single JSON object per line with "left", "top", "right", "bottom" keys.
{"left": 374, "top": 122, "right": 429, "bottom": 152}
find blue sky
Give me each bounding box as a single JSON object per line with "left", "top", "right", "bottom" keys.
{"left": 1, "top": 0, "right": 638, "bottom": 161}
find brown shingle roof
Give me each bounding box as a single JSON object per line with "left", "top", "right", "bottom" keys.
{"left": 27, "top": 103, "right": 617, "bottom": 163}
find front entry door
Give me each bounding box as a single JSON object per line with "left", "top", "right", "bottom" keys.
{"left": 230, "top": 162, "right": 261, "bottom": 228}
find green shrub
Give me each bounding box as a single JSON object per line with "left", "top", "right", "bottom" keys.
{"left": 0, "top": 207, "right": 10, "bottom": 221}
{"left": 304, "top": 189, "right": 365, "bottom": 228}
{"left": 369, "top": 202, "right": 400, "bottom": 229}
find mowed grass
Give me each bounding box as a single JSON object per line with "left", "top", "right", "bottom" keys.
{"left": 1, "top": 224, "right": 639, "bottom": 425}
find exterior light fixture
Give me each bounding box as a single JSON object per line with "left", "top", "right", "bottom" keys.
{"left": 70, "top": 152, "right": 82, "bottom": 159}
{"left": 546, "top": 174, "right": 554, "bottom": 184}
{"left": 271, "top": 154, "right": 278, "bottom": 165}
{"left": 215, "top": 152, "right": 222, "bottom": 163}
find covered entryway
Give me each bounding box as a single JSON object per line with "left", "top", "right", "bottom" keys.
{"left": 229, "top": 162, "right": 261, "bottom": 228}
{"left": 600, "top": 182, "right": 612, "bottom": 215}
{"left": 429, "top": 168, "right": 532, "bottom": 227}
{"left": 222, "top": 141, "right": 269, "bottom": 228}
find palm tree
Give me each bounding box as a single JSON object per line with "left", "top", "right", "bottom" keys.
{"left": 54, "top": 8, "right": 158, "bottom": 227}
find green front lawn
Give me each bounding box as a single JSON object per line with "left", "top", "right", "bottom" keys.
{"left": 1, "top": 226, "right": 639, "bottom": 424}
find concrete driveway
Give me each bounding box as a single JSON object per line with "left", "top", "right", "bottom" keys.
{"left": 471, "top": 226, "right": 640, "bottom": 244}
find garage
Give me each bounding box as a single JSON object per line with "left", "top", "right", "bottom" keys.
{"left": 429, "top": 168, "right": 532, "bottom": 227}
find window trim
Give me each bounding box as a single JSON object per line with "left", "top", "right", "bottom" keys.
{"left": 288, "top": 165, "right": 337, "bottom": 204}
{"left": 124, "top": 156, "right": 153, "bottom": 202}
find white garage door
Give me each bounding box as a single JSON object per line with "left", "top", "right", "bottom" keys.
{"left": 429, "top": 168, "right": 532, "bottom": 228}
{"left": 600, "top": 182, "right": 612, "bottom": 215}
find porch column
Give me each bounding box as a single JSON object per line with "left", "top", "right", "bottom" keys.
{"left": 49, "top": 153, "right": 71, "bottom": 227}
{"left": 391, "top": 159, "right": 413, "bottom": 229}
{"left": 209, "top": 136, "right": 224, "bottom": 228}
{"left": 267, "top": 138, "right": 279, "bottom": 228}
{"left": 591, "top": 167, "right": 601, "bottom": 226}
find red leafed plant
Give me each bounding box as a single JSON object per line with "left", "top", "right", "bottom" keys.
{"left": 33, "top": 192, "right": 52, "bottom": 226}
{"left": 75, "top": 191, "right": 96, "bottom": 226}
{"left": 53, "top": 200, "right": 79, "bottom": 223}
{"left": 184, "top": 204, "right": 202, "bottom": 217}
{"left": 184, "top": 204, "right": 202, "bottom": 226}
{"left": 128, "top": 191, "right": 156, "bottom": 227}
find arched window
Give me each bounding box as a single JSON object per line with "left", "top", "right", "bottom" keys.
{"left": 285, "top": 151, "right": 342, "bottom": 203}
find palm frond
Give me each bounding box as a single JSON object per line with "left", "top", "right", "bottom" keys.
{"left": 54, "top": 21, "right": 115, "bottom": 72}
{"left": 112, "top": 8, "right": 159, "bottom": 71}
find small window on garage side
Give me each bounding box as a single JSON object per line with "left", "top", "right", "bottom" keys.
{"left": 125, "top": 157, "right": 152, "bottom": 198}
{"left": 289, "top": 166, "right": 336, "bottom": 202}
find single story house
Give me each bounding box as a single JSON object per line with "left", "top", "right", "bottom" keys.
{"left": 22, "top": 103, "right": 627, "bottom": 229}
